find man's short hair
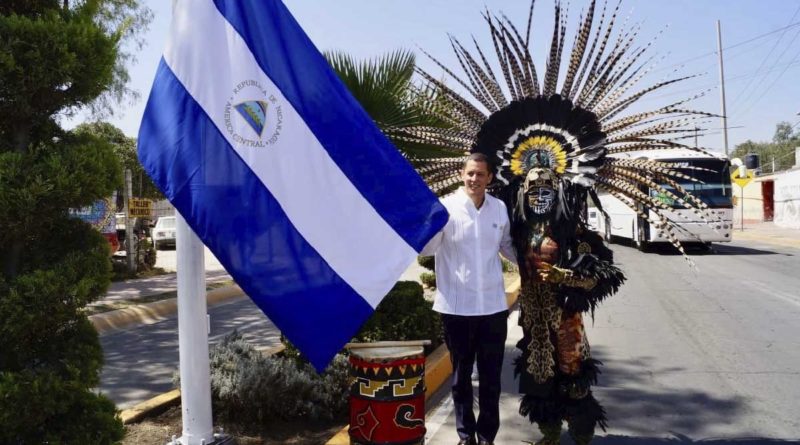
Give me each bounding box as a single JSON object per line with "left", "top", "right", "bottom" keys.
{"left": 463, "top": 152, "right": 494, "bottom": 174}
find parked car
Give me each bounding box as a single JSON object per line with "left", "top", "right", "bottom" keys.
{"left": 152, "top": 216, "right": 176, "bottom": 250}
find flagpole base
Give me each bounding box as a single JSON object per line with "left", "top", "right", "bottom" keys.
{"left": 167, "top": 433, "right": 237, "bottom": 445}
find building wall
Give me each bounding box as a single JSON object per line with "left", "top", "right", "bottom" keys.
{"left": 732, "top": 179, "right": 765, "bottom": 224}
{"left": 152, "top": 199, "right": 176, "bottom": 219}
{"left": 774, "top": 169, "right": 800, "bottom": 229}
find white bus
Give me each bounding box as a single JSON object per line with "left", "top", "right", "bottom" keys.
{"left": 589, "top": 149, "right": 734, "bottom": 250}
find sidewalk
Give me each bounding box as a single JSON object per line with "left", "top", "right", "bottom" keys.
{"left": 730, "top": 220, "right": 800, "bottom": 249}
{"left": 89, "top": 247, "right": 238, "bottom": 334}
{"left": 95, "top": 269, "right": 232, "bottom": 307}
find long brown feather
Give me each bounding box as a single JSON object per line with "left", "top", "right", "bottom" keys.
{"left": 543, "top": 2, "right": 564, "bottom": 97}
{"left": 561, "top": 0, "right": 596, "bottom": 97}
{"left": 470, "top": 35, "right": 510, "bottom": 107}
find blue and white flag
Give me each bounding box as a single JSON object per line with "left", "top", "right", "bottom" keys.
{"left": 138, "top": 0, "right": 448, "bottom": 370}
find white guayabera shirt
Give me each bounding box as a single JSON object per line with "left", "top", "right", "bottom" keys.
{"left": 421, "top": 187, "right": 517, "bottom": 316}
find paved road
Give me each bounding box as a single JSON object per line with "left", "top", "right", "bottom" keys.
{"left": 99, "top": 296, "right": 281, "bottom": 409}
{"left": 98, "top": 257, "right": 428, "bottom": 409}
{"left": 425, "top": 239, "right": 800, "bottom": 444}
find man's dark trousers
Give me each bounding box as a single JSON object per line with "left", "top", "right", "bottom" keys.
{"left": 442, "top": 310, "right": 508, "bottom": 443}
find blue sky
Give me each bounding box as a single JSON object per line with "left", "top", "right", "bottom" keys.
{"left": 65, "top": 0, "right": 800, "bottom": 154}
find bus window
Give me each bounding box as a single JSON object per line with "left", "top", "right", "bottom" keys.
{"left": 653, "top": 159, "right": 732, "bottom": 208}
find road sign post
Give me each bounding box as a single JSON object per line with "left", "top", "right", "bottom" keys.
{"left": 731, "top": 171, "right": 754, "bottom": 232}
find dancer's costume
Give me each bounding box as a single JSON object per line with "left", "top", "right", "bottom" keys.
{"left": 408, "top": 1, "right": 721, "bottom": 443}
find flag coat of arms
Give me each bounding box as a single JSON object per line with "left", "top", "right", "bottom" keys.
{"left": 138, "top": 0, "right": 448, "bottom": 370}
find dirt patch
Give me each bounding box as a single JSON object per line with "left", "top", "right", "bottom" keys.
{"left": 123, "top": 406, "right": 345, "bottom": 445}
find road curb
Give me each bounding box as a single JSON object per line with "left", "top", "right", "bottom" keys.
{"left": 120, "top": 389, "right": 181, "bottom": 425}
{"left": 325, "top": 279, "right": 521, "bottom": 445}
{"left": 90, "top": 285, "right": 244, "bottom": 335}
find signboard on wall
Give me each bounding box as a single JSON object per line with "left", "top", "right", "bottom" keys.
{"left": 69, "top": 193, "right": 117, "bottom": 234}
{"left": 129, "top": 198, "right": 153, "bottom": 218}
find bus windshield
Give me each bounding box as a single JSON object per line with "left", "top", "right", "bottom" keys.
{"left": 650, "top": 158, "right": 732, "bottom": 208}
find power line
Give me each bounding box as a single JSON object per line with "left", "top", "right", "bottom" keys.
{"left": 728, "top": 3, "right": 800, "bottom": 110}
{"left": 650, "top": 19, "right": 800, "bottom": 73}
{"left": 732, "top": 27, "right": 800, "bottom": 119}
{"left": 634, "top": 59, "right": 800, "bottom": 104}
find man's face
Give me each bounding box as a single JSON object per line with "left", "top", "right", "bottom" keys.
{"left": 461, "top": 160, "right": 492, "bottom": 199}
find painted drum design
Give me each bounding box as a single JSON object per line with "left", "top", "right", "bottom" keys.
{"left": 348, "top": 347, "right": 426, "bottom": 445}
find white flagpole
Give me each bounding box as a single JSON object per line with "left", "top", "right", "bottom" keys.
{"left": 174, "top": 212, "right": 214, "bottom": 444}
{"left": 169, "top": 0, "right": 213, "bottom": 442}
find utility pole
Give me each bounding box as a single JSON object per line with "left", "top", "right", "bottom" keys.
{"left": 717, "top": 20, "right": 730, "bottom": 157}
{"left": 124, "top": 169, "right": 136, "bottom": 273}
{"left": 694, "top": 127, "right": 699, "bottom": 148}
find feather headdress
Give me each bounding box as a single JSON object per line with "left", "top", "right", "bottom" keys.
{"left": 410, "top": 0, "right": 724, "bottom": 263}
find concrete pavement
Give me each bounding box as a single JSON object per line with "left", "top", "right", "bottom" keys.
{"left": 730, "top": 221, "right": 800, "bottom": 249}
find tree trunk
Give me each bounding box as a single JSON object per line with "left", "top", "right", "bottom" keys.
{"left": 3, "top": 125, "right": 31, "bottom": 279}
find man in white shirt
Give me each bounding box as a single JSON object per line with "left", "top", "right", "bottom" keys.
{"left": 422, "top": 153, "right": 516, "bottom": 445}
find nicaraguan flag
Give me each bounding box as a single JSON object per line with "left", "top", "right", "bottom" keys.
{"left": 138, "top": 0, "right": 448, "bottom": 370}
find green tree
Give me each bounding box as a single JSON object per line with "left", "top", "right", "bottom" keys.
{"left": 76, "top": 122, "right": 164, "bottom": 200}
{"left": 325, "top": 49, "right": 455, "bottom": 158}
{"left": 731, "top": 122, "right": 799, "bottom": 173}
{"left": 773, "top": 121, "right": 799, "bottom": 145}
{"left": 0, "top": 1, "right": 151, "bottom": 443}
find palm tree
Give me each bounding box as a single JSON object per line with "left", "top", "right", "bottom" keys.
{"left": 325, "top": 49, "right": 458, "bottom": 159}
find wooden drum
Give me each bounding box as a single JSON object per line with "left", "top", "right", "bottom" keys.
{"left": 348, "top": 344, "right": 426, "bottom": 445}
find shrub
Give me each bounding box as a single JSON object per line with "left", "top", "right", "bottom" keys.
{"left": 281, "top": 281, "right": 444, "bottom": 362}
{"left": 137, "top": 239, "right": 157, "bottom": 270}
{"left": 356, "top": 281, "right": 443, "bottom": 352}
{"left": 420, "top": 271, "right": 437, "bottom": 289}
{"left": 417, "top": 255, "right": 435, "bottom": 271}
{"left": 179, "top": 331, "right": 351, "bottom": 428}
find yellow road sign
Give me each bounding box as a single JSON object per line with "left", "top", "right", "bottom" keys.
{"left": 129, "top": 198, "right": 152, "bottom": 218}
{"left": 731, "top": 171, "right": 754, "bottom": 188}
